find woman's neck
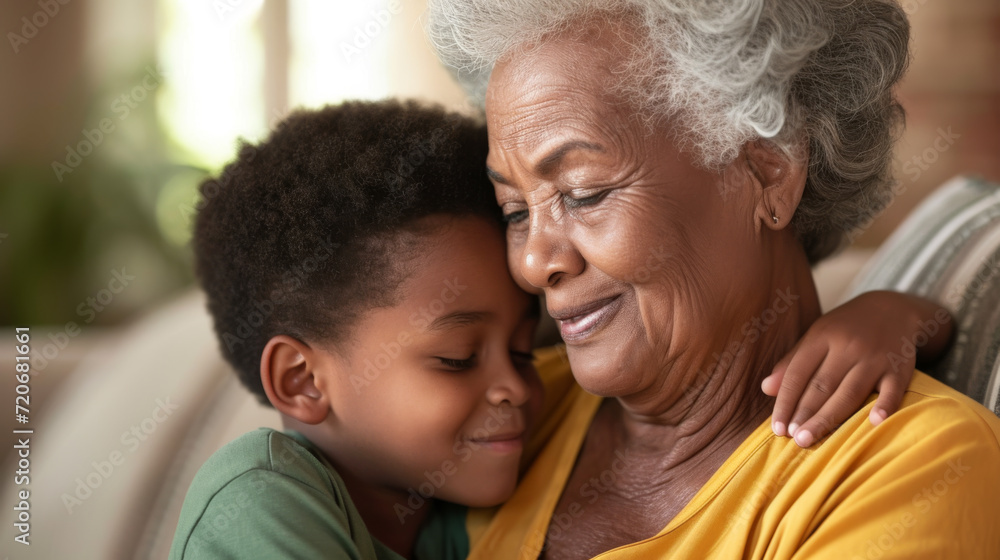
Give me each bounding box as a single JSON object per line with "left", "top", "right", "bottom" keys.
{"left": 611, "top": 241, "right": 822, "bottom": 474}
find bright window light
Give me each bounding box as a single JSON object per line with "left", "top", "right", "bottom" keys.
{"left": 157, "top": 0, "right": 267, "bottom": 168}
{"left": 288, "top": 0, "right": 392, "bottom": 110}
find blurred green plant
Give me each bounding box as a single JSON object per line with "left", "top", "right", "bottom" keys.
{"left": 0, "top": 61, "right": 210, "bottom": 327}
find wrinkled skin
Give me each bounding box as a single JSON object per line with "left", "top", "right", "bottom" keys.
{"left": 484, "top": 22, "right": 822, "bottom": 558}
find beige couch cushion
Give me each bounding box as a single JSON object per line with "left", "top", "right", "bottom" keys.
{"left": 0, "top": 291, "right": 280, "bottom": 559}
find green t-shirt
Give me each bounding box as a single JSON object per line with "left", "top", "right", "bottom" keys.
{"left": 169, "top": 428, "right": 469, "bottom": 559}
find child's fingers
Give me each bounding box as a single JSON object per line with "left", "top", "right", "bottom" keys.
{"left": 761, "top": 350, "right": 792, "bottom": 397}
{"left": 869, "top": 372, "right": 908, "bottom": 426}
{"left": 770, "top": 341, "right": 827, "bottom": 437}
{"left": 790, "top": 363, "right": 879, "bottom": 447}
{"left": 786, "top": 351, "right": 861, "bottom": 439}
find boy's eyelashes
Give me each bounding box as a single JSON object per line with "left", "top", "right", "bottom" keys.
{"left": 510, "top": 350, "right": 534, "bottom": 368}
{"left": 434, "top": 350, "right": 535, "bottom": 372}
{"left": 436, "top": 355, "right": 477, "bottom": 370}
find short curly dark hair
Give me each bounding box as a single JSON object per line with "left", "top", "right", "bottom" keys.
{"left": 192, "top": 100, "right": 500, "bottom": 404}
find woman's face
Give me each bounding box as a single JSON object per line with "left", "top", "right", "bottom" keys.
{"left": 485, "top": 32, "right": 773, "bottom": 401}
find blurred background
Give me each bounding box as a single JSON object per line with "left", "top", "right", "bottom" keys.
{"left": 0, "top": 0, "right": 471, "bottom": 330}
{"left": 0, "top": 0, "right": 997, "bottom": 558}
{"left": 0, "top": 0, "right": 473, "bottom": 433}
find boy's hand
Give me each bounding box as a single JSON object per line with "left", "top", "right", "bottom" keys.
{"left": 761, "top": 291, "right": 953, "bottom": 448}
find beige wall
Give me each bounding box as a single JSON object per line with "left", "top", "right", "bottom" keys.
{"left": 856, "top": 0, "right": 1000, "bottom": 246}
{"left": 0, "top": 0, "right": 88, "bottom": 164}
{"left": 384, "top": 0, "right": 470, "bottom": 110}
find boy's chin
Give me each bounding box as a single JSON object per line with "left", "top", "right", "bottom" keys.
{"left": 442, "top": 475, "right": 518, "bottom": 509}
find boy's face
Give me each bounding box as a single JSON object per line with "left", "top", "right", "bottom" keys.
{"left": 317, "top": 215, "right": 542, "bottom": 509}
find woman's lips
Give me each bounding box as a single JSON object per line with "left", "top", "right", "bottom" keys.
{"left": 550, "top": 295, "right": 622, "bottom": 342}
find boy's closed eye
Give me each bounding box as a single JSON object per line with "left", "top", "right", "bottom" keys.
{"left": 510, "top": 350, "right": 535, "bottom": 370}
{"left": 436, "top": 355, "right": 477, "bottom": 370}
{"left": 435, "top": 350, "right": 535, "bottom": 372}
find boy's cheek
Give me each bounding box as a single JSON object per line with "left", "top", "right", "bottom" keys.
{"left": 452, "top": 438, "right": 474, "bottom": 462}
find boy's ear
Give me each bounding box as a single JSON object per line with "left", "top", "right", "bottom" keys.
{"left": 745, "top": 139, "right": 809, "bottom": 231}
{"left": 260, "top": 335, "right": 331, "bottom": 425}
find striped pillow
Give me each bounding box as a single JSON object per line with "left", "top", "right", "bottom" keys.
{"left": 845, "top": 176, "right": 1000, "bottom": 417}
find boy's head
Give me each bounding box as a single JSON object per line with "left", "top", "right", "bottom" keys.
{"left": 194, "top": 99, "right": 502, "bottom": 403}
{"left": 193, "top": 100, "right": 542, "bottom": 507}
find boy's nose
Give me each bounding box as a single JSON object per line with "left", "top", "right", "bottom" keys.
{"left": 486, "top": 357, "right": 531, "bottom": 409}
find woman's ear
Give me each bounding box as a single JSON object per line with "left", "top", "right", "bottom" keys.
{"left": 260, "top": 335, "right": 331, "bottom": 425}
{"left": 745, "top": 139, "right": 809, "bottom": 231}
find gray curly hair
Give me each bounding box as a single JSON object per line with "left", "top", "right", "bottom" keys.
{"left": 426, "top": 0, "right": 910, "bottom": 263}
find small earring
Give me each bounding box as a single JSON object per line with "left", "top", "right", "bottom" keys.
{"left": 771, "top": 213, "right": 779, "bottom": 225}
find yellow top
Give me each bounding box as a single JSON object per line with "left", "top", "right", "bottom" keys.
{"left": 469, "top": 350, "right": 1000, "bottom": 559}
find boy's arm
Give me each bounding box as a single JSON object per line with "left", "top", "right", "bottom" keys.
{"left": 762, "top": 290, "right": 954, "bottom": 447}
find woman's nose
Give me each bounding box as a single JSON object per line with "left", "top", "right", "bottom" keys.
{"left": 517, "top": 213, "right": 585, "bottom": 289}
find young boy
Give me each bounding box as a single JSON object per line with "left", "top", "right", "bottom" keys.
{"left": 169, "top": 100, "right": 950, "bottom": 559}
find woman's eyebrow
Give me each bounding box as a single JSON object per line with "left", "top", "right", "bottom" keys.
{"left": 536, "top": 140, "right": 605, "bottom": 176}
{"left": 487, "top": 140, "right": 606, "bottom": 185}
{"left": 428, "top": 310, "right": 492, "bottom": 331}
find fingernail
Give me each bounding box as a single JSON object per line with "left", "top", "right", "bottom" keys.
{"left": 870, "top": 408, "right": 888, "bottom": 425}
{"left": 772, "top": 421, "right": 786, "bottom": 437}
{"left": 794, "top": 429, "right": 814, "bottom": 447}
{"left": 788, "top": 422, "right": 799, "bottom": 436}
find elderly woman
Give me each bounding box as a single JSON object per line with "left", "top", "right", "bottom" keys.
{"left": 428, "top": 0, "right": 1000, "bottom": 558}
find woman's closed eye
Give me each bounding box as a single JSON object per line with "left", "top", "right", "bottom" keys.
{"left": 501, "top": 189, "right": 607, "bottom": 225}
{"left": 563, "top": 189, "right": 608, "bottom": 209}
{"left": 502, "top": 207, "right": 528, "bottom": 225}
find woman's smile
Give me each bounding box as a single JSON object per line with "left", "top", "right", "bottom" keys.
{"left": 549, "top": 294, "right": 624, "bottom": 342}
